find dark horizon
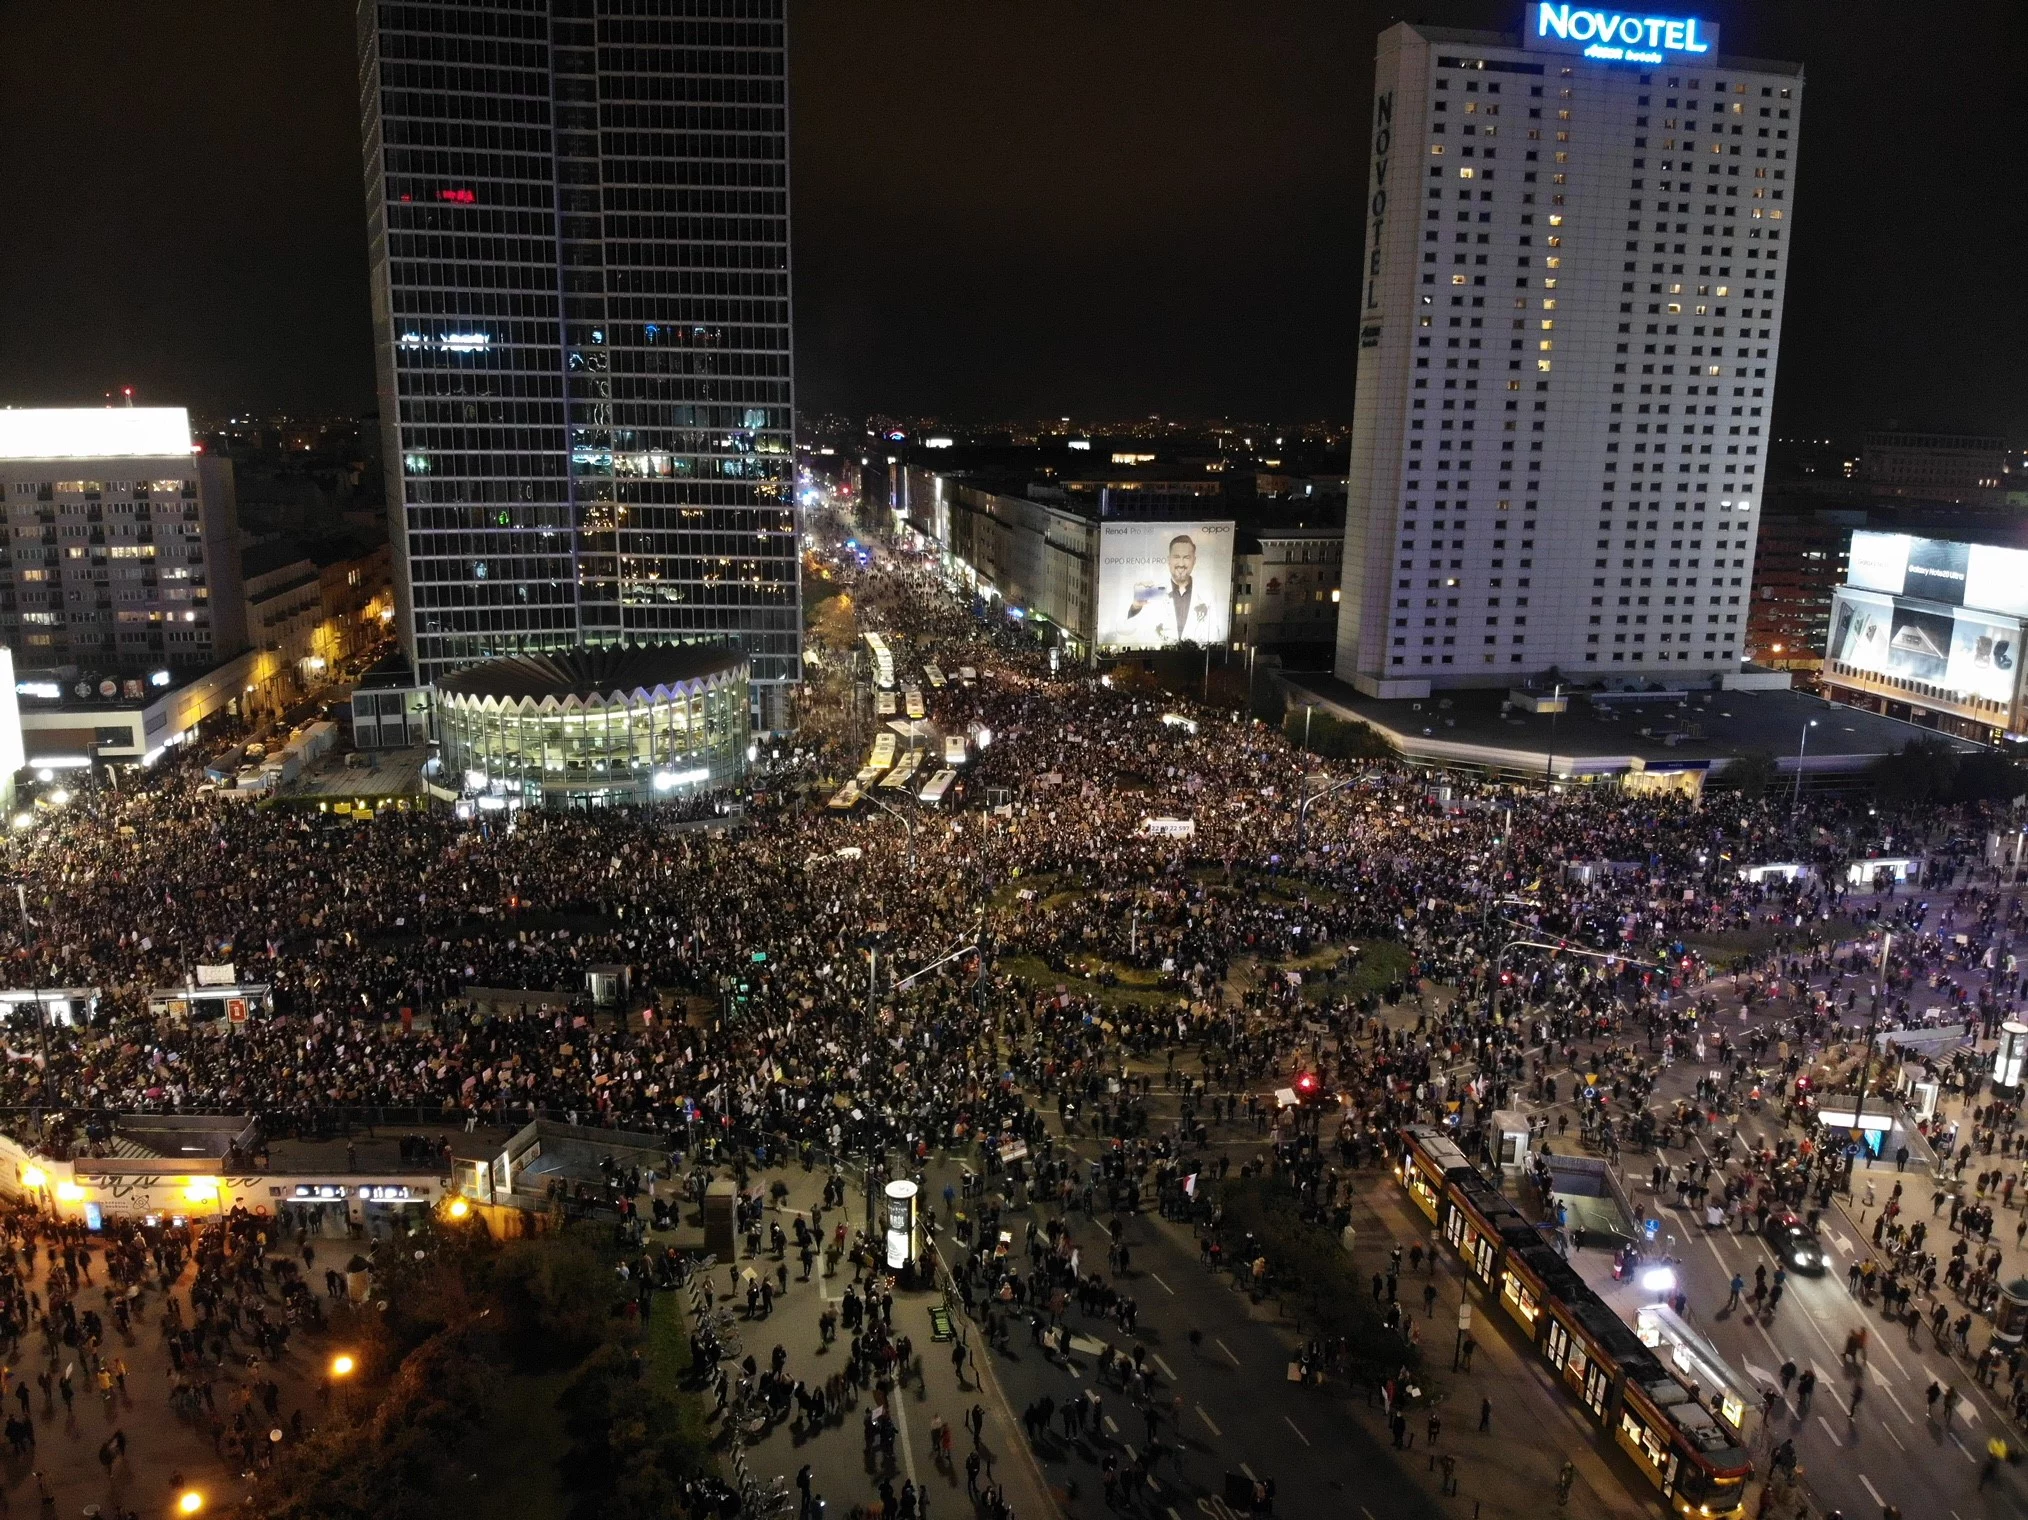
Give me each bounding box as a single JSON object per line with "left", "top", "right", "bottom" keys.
{"left": 0, "top": 0, "right": 2020, "bottom": 440}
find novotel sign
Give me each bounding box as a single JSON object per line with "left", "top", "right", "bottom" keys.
{"left": 1524, "top": 4, "right": 1717, "bottom": 64}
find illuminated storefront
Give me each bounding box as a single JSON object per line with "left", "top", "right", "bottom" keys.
{"left": 435, "top": 643, "right": 749, "bottom": 808}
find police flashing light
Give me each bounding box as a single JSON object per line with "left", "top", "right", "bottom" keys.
{"left": 1526, "top": 4, "right": 1717, "bottom": 64}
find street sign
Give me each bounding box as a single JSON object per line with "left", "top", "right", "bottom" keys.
{"left": 1457, "top": 1304, "right": 1472, "bottom": 1331}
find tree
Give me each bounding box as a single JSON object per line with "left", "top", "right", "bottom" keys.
{"left": 1868, "top": 737, "right": 1959, "bottom": 804}
{"left": 1724, "top": 748, "right": 1779, "bottom": 800}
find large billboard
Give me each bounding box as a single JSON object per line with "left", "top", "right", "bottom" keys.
{"left": 1827, "top": 588, "right": 1893, "bottom": 673}
{"left": 1096, "top": 521, "right": 1235, "bottom": 650}
{"left": 1846, "top": 531, "right": 2028, "bottom": 618}
{"left": 1829, "top": 586, "right": 2023, "bottom": 705}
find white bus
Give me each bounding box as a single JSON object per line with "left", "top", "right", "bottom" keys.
{"left": 904, "top": 688, "right": 925, "bottom": 721}
{"left": 924, "top": 664, "right": 946, "bottom": 689}
{"left": 875, "top": 690, "right": 897, "bottom": 717}
{"left": 828, "top": 780, "right": 864, "bottom": 810}
{"left": 918, "top": 768, "right": 957, "bottom": 805}
{"left": 862, "top": 631, "right": 896, "bottom": 689}
{"left": 868, "top": 732, "right": 898, "bottom": 771}
{"left": 879, "top": 753, "right": 922, "bottom": 791}
{"left": 943, "top": 735, "right": 968, "bottom": 766}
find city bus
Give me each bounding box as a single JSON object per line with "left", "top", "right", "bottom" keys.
{"left": 904, "top": 688, "right": 925, "bottom": 720}
{"left": 879, "top": 753, "right": 922, "bottom": 791}
{"left": 918, "top": 768, "right": 957, "bottom": 805}
{"left": 943, "top": 735, "right": 968, "bottom": 766}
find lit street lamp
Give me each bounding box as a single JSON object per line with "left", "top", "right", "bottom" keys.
{"left": 1790, "top": 718, "right": 1817, "bottom": 815}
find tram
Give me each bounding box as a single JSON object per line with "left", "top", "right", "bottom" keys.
{"left": 1396, "top": 1126, "right": 1752, "bottom": 1518}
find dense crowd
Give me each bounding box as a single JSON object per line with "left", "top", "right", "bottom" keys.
{"left": 0, "top": 528, "right": 1993, "bottom": 1190}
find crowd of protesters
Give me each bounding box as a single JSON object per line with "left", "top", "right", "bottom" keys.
{"left": 1, "top": 519, "right": 2022, "bottom": 1515}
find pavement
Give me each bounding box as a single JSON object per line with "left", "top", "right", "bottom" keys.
{"left": 667, "top": 1164, "right": 1058, "bottom": 1520}
{"left": 1, "top": 1228, "right": 355, "bottom": 1517}
{"left": 1470, "top": 902, "right": 2028, "bottom": 1520}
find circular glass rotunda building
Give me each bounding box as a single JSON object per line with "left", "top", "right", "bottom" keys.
{"left": 434, "top": 642, "right": 748, "bottom": 807}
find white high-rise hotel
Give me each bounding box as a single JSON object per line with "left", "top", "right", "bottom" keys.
{"left": 1335, "top": 6, "right": 1801, "bottom": 696}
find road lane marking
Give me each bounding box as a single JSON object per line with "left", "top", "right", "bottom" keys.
{"left": 1953, "top": 1434, "right": 1978, "bottom": 1463}
{"left": 1870, "top": 1334, "right": 1910, "bottom": 1380}
{"left": 1283, "top": 1415, "right": 1311, "bottom": 1446}
{"left": 1879, "top": 1384, "right": 1915, "bottom": 1424}
{"left": 1215, "top": 1337, "right": 1242, "bottom": 1367}
{"left": 1105, "top": 1416, "right": 1119, "bottom": 1433}
{"left": 1196, "top": 1404, "right": 1222, "bottom": 1437}
{"left": 1152, "top": 1353, "right": 1177, "bottom": 1381}
{"left": 1240, "top": 1462, "right": 1257, "bottom": 1481}
{"left": 1151, "top": 1272, "right": 1175, "bottom": 1294}
{"left": 1860, "top": 1474, "right": 1885, "bottom": 1507}
{"left": 890, "top": 1378, "right": 921, "bottom": 1486}
{"left": 1884, "top": 1424, "right": 1904, "bottom": 1449}
{"left": 1817, "top": 1415, "right": 1842, "bottom": 1445}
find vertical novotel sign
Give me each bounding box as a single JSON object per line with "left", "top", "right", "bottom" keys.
{"left": 1525, "top": 4, "right": 1717, "bottom": 64}
{"left": 1362, "top": 90, "right": 1394, "bottom": 315}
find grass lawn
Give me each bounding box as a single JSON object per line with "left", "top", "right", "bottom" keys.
{"left": 643, "top": 1297, "right": 717, "bottom": 1460}
{"left": 1001, "top": 952, "right": 1180, "bottom": 1010}
{"left": 1337, "top": 938, "right": 1415, "bottom": 999}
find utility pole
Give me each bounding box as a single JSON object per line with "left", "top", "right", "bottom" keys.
{"left": 1846, "top": 930, "right": 1890, "bottom": 1188}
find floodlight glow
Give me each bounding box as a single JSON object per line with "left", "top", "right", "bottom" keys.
{"left": 1638, "top": 1266, "right": 1677, "bottom": 1292}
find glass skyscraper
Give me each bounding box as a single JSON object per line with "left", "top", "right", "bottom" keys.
{"left": 355, "top": 0, "right": 799, "bottom": 722}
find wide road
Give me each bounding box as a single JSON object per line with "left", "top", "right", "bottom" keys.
{"left": 1513, "top": 897, "right": 2028, "bottom": 1520}
{"left": 903, "top": 1096, "right": 1659, "bottom": 1519}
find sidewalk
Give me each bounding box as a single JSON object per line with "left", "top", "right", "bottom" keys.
{"left": 686, "top": 1163, "right": 1058, "bottom": 1520}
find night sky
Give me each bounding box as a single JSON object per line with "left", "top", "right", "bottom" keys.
{"left": 0, "top": 1, "right": 2020, "bottom": 438}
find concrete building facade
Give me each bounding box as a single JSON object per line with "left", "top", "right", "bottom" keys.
{"left": 354, "top": 0, "right": 800, "bottom": 726}
{"left": 0, "top": 408, "right": 245, "bottom": 684}
{"left": 1334, "top": 13, "right": 1801, "bottom": 696}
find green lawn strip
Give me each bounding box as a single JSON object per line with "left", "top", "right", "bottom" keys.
{"left": 1000, "top": 952, "right": 1179, "bottom": 1010}
{"left": 642, "top": 1296, "right": 716, "bottom": 1462}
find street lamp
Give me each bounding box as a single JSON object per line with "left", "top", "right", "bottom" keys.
{"left": 178, "top": 1491, "right": 205, "bottom": 1516}
{"left": 330, "top": 1353, "right": 358, "bottom": 1379}
{"left": 1790, "top": 718, "right": 1818, "bottom": 815}
{"left": 866, "top": 792, "right": 914, "bottom": 841}
{"left": 1294, "top": 772, "right": 1359, "bottom": 855}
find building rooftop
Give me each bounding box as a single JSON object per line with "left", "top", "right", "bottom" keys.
{"left": 1284, "top": 676, "right": 1977, "bottom": 779}
{"left": 240, "top": 538, "right": 316, "bottom": 580}
{"left": 0, "top": 407, "right": 195, "bottom": 461}
{"left": 435, "top": 642, "right": 746, "bottom": 706}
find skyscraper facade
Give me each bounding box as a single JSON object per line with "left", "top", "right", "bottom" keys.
{"left": 355, "top": 0, "right": 799, "bottom": 722}
{"left": 1335, "top": 9, "right": 1801, "bottom": 695}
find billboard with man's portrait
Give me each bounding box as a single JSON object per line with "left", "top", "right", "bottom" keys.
{"left": 1095, "top": 521, "right": 1235, "bottom": 651}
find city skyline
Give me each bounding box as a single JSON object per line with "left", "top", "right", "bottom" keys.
{"left": 0, "top": 1, "right": 2019, "bottom": 439}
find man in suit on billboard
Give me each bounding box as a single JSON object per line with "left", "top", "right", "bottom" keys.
{"left": 1126, "top": 534, "right": 1211, "bottom": 645}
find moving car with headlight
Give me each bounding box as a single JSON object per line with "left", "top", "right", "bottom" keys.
{"left": 1762, "top": 1211, "right": 1826, "bottom": 1275}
